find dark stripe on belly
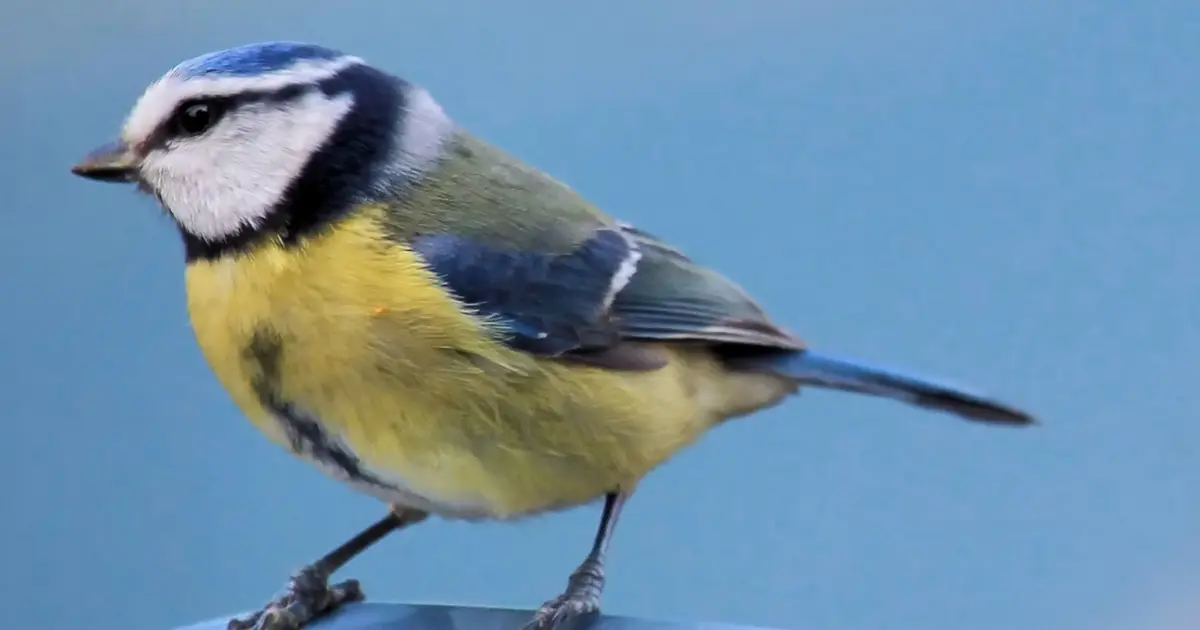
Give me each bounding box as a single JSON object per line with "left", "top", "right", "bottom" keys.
{"left": 243, "top": 326, "right": 402, "bottom": 492}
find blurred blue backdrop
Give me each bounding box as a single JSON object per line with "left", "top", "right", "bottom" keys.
{"left": 2, "top": 2, "right": 1197, "bottom": 630}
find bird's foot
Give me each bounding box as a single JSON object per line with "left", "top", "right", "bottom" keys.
{"left": 522, "top": 557, "right": 605, "bottom": 630}
{"left": 227, "top": 565, "right": 364, "bottom": 630}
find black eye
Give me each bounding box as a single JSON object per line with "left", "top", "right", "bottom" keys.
{"left": 173, "top": 101, "right": 222, "bottom": 136}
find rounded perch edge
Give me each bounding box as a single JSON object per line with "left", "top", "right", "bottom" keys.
{"left": 174, "top": 602, "right": 778, "bottom": 630}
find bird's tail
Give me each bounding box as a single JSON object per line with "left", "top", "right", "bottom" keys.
{"left": 727, "top": 349, "right": 1033, "bottom": 426}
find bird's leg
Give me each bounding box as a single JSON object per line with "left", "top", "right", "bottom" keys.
{"left": 523, "top": 491, "right": 631, "bottom": 630}
{"left": 228, "top": 507, "right": 429, "bottom": 630}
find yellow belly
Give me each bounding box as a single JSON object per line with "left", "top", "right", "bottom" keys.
{"left": 183, "top": 210, "right": 789, "bottom": 519}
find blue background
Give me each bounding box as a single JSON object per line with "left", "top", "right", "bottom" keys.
{"left": 3, "top": 2, "right": 1197, "bottom": 630}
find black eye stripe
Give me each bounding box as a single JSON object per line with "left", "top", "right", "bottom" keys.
{"left": 148, "top": 77, "right": 349, "bottom": 149}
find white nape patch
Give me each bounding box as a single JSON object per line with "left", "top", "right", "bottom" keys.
{"left": 377, "top": 84, "right": 455, "bottom": 185}
{"left": 603, "top": 227, "right": 643, "bottom": 309}
{"left": 122, "top": 56, "right": 363, "bottom": 145}
{"left": 140, "top": 91, "right": 354, "bottom": 241}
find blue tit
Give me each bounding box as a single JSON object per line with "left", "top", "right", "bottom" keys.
{"left": 71, "top": 41, "right": 1033, "bottom": 630}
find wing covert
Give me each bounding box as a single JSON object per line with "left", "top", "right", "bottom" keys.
{"left": 410, "top": 222, "right": 803, "bottom": 371}
{"left": 411, "top": 227, "right": 639, "bottom": 357}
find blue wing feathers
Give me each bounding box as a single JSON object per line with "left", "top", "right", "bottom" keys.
{"left": 611, "top": 227, "right": 804, "bottom": 349}
{"left": 412, "top": 228, "right": 635, "bottom": 356}
{"left": 412, "top": 223, "right": 803, "bottom": 357}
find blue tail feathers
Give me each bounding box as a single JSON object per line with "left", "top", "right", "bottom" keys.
{"left": 729, "top": 349, "right": 1033, "bottom": 426}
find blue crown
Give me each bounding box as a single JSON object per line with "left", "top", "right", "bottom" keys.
{"left": 173, "top": 41, "right": 348, "bottom": 79}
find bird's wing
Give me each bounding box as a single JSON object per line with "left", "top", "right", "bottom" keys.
{"left": 611, "top": 225, "right": 804, "bottom": 350}
{"left": 411, "top": 223, "right": 804, "bottom": 372}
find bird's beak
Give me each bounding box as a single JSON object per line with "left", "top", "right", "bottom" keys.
{"left": 71, "top": 139, "right": 140, "bottom": 183}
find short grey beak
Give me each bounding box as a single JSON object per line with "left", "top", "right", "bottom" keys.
{"left": 71, "top": 139, "right": 140, "bottom": 183}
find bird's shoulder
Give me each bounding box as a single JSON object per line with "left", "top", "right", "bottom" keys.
{"left": 371, "top": 130, "right": 804, "bottom": 370}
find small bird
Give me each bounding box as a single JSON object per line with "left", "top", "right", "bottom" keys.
{"left": 72, "top": 42, "right": 1033, "bottom": 630}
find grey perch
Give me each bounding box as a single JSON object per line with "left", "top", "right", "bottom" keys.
{"left": 174, "top": 602, "right": 779, "bottom": 630}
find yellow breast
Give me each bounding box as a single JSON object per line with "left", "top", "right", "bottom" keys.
{"left": 182, "top": 208, "right": 761, "bottom": 519}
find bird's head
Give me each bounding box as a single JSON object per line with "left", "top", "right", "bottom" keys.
{"left": 71, "top": 41, "right": 454, "bottom": 259}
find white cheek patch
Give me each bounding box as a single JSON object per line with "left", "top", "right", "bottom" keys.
{"left": 141, "top": 91, "right": 354, "bottom": 241}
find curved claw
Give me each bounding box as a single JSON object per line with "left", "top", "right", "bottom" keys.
{"left": 523, "top": 594, "right": 601, "bottom": 630}
{"left": 522, "top": 557, "right": 605, "bottom": 630}
{"left": 226, "top": 568, "right": 364, "bottom": 630}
